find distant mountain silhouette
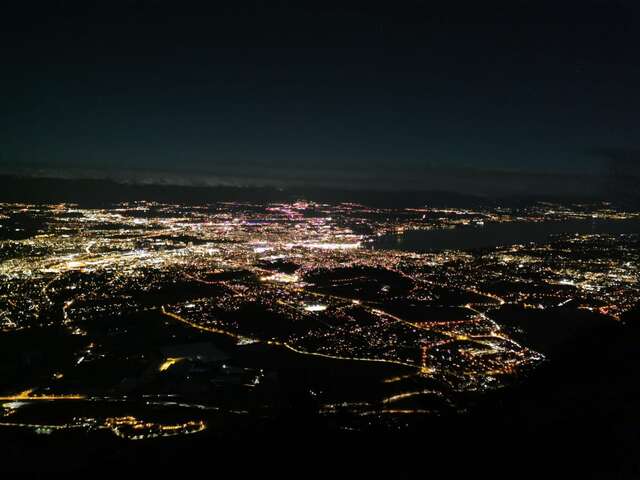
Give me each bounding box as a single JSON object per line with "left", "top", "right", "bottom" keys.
{"left": 0, "top": 174, "right": 621, "bottom": 208}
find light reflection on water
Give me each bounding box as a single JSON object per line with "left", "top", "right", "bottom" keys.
{"left": 377, "top": 219, "right": 640, "bottom": 252}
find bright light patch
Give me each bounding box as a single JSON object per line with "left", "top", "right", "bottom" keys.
{"left": 159, "top": 357, "right": 184, "bottom": 372}
{"left": 304, "top": 304, "right": 327, "bottom": 312}
{"left": 304, "top": 242, "right": 361, "bottom": 250}
{"left": 260, "top": 273, "right": 299, "bottom": 283}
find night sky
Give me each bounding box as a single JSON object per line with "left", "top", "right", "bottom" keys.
{"left": 2, "top": 1, "right": 640, "bottom": 195}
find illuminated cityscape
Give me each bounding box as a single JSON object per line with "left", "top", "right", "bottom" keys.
{"left": 1, "top": 200, "right": 638, "bottom": 439}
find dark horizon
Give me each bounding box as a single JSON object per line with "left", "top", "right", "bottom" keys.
{"left": 0, "top": 173, "right": 634, "bottom": 209}
{"left": 1, "top": 161, "right": 631, "bottom": 197}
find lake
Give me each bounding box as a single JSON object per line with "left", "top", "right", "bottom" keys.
{"left": 376, "top": 218, "right": 640, "bottom": 252}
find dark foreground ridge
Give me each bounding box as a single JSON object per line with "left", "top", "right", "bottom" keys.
{"left": 1, "top": 318, "right": 639, "bottom": 477}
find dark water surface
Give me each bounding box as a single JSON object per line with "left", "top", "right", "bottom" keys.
{"left": 376, "top": 219, "right": 640, "bottom": 252}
